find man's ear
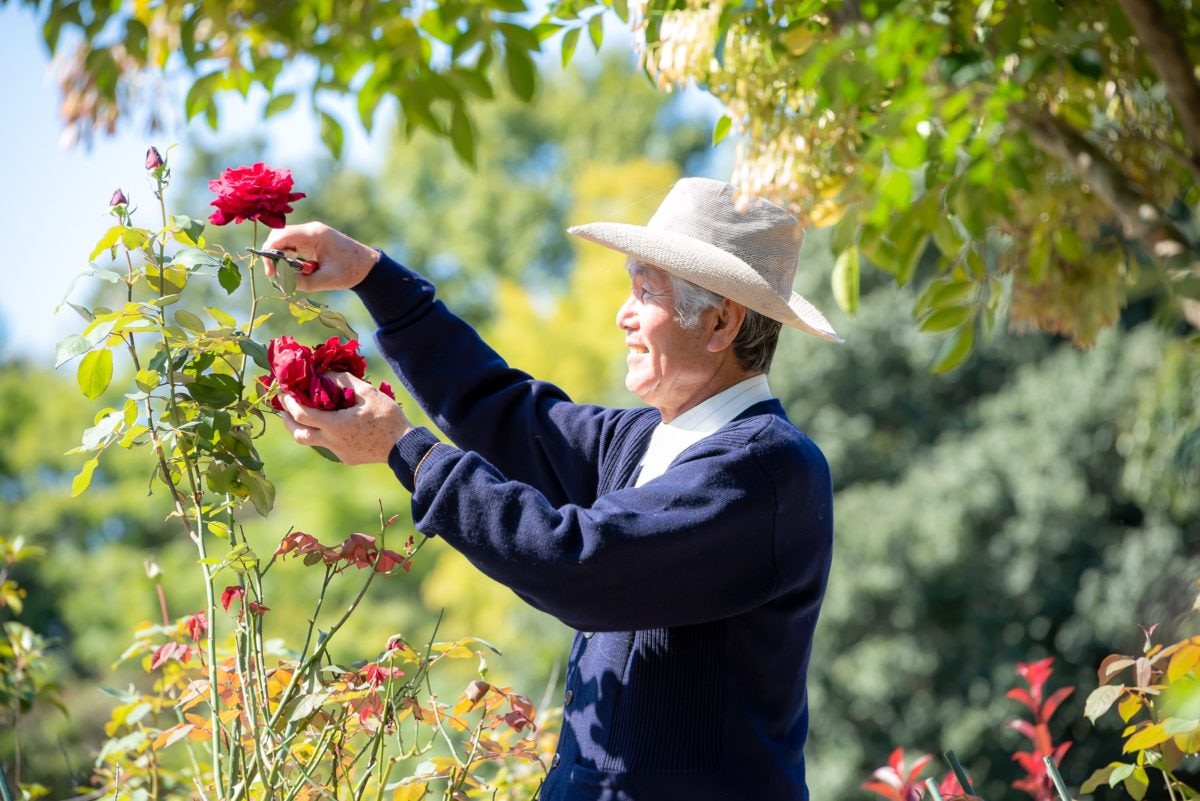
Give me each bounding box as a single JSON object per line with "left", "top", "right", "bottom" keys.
{"left": 706, "top": 300, "right": 747, "bottom": 353}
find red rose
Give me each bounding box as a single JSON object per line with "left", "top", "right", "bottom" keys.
{"left": 208, "top": 162, "right": 306, "bottom": 229}
{"left": 313, "top": 337, "right": 367, "bottom": 378}
{"left": 145, "top": 146, "right": 164, "bottom": 170}
{"left": 109, "top": 188, "right": 128, "bottom": 207}
{"left": 262, "top": 336, "right": 384, "bottom": 411}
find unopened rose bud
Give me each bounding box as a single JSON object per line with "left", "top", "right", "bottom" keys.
{"left": 109, "top": 188, "right": 128, "bottom": 207}
{"left": 145, "top": 146, "right": 164, "bottom": 170}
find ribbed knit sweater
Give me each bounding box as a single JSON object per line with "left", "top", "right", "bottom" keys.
{"left": 355, "top": 254, "right": 834, "bottom": 801}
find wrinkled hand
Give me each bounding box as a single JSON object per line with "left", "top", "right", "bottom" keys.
{"left": 278, "top": 373, "right": 412, "bottom": 465}
{"left": 260, "top": 221, "right": 380, "bottom": 292}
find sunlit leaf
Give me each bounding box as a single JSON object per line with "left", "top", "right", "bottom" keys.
{"left": 561, "top": 26, "right": 581, "bottom": 69}
{"left": 78, "top": 348, "right": 113, "bottom": 400}
{"left": 71, "top": 457, "right": 100, "bottom": 497}
{"left": 712, "top": 114, "right": 732, "bottom": 146}
{"left": 832, "top": 246, "right": 860, "bottom": 315}
{"left": 1085, "top": 684, "right": 1125, "bottom": 723}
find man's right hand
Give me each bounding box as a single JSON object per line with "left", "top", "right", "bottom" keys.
{"left": 260, "top": 222, "right": 381, "bottom": 292}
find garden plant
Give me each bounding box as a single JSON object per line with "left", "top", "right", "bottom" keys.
{"left": 54, "top": 148, "right": 549, "bottom": 801}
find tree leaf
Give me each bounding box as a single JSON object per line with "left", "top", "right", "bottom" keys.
{"left": 77, "top": 348, "right": 113, "bottom": 400}
{"left": 320, "top": 109, "right": 345, "bottom": 161}
{"left": 561, "top": 27, "right": 581, "bottom": 69}
{"left": 832, "top": 246, "right": 860, "bottom": 315}
{"left": 920, "top": 304, "right": 971, "bottom": 333}
{"left": 449, "top": 103, "right": 476, "bottom": 167}
{"left": 185, "top": 70, "right": 223, "bottom": 122}
{"left": 930, "top": 323, "right": 974, "bottom": 374}
{"left": 265, "top": 92, "right": 296, "bottom": 118}
{"left": 588, "top": 13, "right": 604, "bottom": 51}
{"left": 505, "top": 46, "right": 536, "bottom": 101}
{"left": 712, "top": 114, "right": 732, "bottom": 146}
{"left": 71, "top": 457, "right": 100, "bottom": 497}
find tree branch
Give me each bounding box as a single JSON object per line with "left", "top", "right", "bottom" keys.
{"left": 1116, "top": 0, "right": 1200, "bottom": 172}
{"left": 1021, "top": 107, "right": 1193, "bottom": 260}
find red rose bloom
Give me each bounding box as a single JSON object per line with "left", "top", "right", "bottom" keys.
{"left": 313, "top": 337, "right": 367, "bottom": 378}
{"left": 261, "top": 336, "right": 394, "bottom": 412}
{"left": 208, "top": 162, "right": 306, "bottom": 229}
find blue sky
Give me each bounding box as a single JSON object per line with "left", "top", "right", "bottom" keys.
{"left": 0, "top": 4, "right": 386, "bottom": 368}
{"left": 0, "top": 5, "right": 723, "bottom": 369}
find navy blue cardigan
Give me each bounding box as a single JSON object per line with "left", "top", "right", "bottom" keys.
{"left": 356, "top": 255, "right": 834, "bottom": 801}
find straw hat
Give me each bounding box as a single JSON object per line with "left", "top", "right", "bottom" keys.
{"left": 568, "top": 177, "right": 842, "bottom": 343}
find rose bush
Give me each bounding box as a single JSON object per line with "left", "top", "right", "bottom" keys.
{"left": 63, "top": 149, "right": 551, "bottom": 801}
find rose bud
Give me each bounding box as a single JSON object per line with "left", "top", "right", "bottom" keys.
{"left": 109, "top": 188, "right": 128, "bottom": 207}
{"left": 145, "top": 146, "right": 164, "bottom": 170}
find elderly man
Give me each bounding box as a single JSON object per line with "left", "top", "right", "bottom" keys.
{"left": 263, "top": 177, "right": 840, "bottom": 800}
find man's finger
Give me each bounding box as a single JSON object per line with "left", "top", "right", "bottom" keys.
{"left": 282, "top": 415, "right": 324, "bottom": 448}
{"left": 325, "top": 371, "right": 373, "bottom": 392}
{"left": 279, "top": 394, "right": 333, "bottom": 427}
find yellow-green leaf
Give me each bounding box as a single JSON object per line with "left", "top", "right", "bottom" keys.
{"left": 561, "top": 26, "right": 581, "bottom": 68}
{"left": 71, "top": 457, "right": 100, "bottom": 497}
{"left": 931, "top": 324, "right": 974, "bottom": 374}
{"left": 832, "top": 246, "right": 860, "bottom": 315}
{"left": 921, "top": 305, "right": 972, "bottom": 333}
{"left": 1168, "top": 642, "right": 1200, "bottom": 683}
{"left": 713, "top": 114, "right": 733, "bottom": 146}
{"left": 78, "top": 349, "right": 114, "bottom": 400}
{"left": 1118, "top": 693, "right": 1143, "bottom": 723}
{"left": 1124, "top": 722, "right": 1171, "bottom": 753}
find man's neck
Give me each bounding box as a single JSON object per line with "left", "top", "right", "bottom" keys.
{"left": 658, "top": 368, "right": 760, "bottom": 424}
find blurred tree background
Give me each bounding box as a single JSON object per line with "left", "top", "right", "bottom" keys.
{"left": 2, "top": 0, "right": 1199, "bottom": 799}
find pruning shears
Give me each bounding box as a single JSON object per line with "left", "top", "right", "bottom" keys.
{"left": 246, "top": 247, "right": 320, "bottom": 276}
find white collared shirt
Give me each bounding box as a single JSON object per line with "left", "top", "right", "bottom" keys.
{"left": 634, "top": 374, "right": 774, "bottom": 487}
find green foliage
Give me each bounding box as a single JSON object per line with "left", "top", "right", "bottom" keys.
{"left": 624, "top": 0, "right": 1200, "bottom": 352}
{"left": 16, "top": 0, "right": 1200, "bottom": 352}
{"left": 772, "top": 230, "right": 1200, "bottom": 800}
{"left": 1081, "top": 604, "right": 1200, "bottom": 800}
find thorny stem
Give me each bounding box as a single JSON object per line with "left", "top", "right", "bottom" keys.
{"left": 157, "top": 175, "right": 225, "bottom": 799}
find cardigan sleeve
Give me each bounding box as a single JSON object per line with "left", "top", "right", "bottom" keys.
{"left": 388, "top": 419, "right": 833, "bottom": 632}
{"left": 354, "top": 254, "right": 636, "bottom": 508}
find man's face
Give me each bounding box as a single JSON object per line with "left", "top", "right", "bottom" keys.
{"left": 616, "top": 265, "right": 713, "bottom": 415}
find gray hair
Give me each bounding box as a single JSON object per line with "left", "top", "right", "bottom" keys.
{"left": 627, "top": 259, "right": 783, "bottom": 374}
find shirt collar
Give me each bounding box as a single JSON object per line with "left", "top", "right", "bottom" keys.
{"left": 664, "top": 374, "right": 774, "bottom": 434}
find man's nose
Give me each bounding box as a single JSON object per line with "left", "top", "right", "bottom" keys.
{"left": 615, "top": 294, "right": 636, "bottom": 330}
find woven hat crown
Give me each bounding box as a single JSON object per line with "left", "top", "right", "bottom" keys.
{"left": 647, "top": 179, "right": 804, "bottom": 299}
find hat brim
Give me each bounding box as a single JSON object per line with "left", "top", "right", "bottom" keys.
{"left": 569, "top": 221, "right": 842, "bottom": 343}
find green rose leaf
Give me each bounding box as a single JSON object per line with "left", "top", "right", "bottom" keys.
{"left": 218, "top": 256, "right": 242, "bottom": 295}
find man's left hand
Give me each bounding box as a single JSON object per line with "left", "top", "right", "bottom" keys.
{"left": 278, "top": 372, "right": 413, "bottom": 465}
